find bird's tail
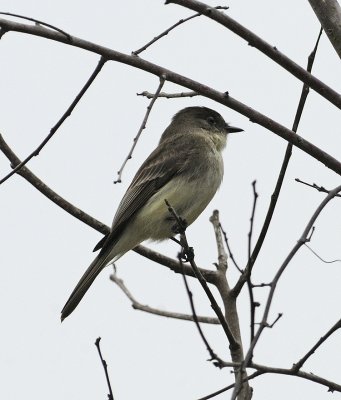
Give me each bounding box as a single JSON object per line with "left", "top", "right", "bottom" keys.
{"left": 61, "top": 254, "right": 110, "bottom": 321}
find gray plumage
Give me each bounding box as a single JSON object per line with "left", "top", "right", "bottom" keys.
{"left": 61, "top": 106, "right": 242, "bottom": 320}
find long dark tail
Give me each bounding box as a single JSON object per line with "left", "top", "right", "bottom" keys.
{"left": 61, "top": 255, "right": 107, "bottom": 321}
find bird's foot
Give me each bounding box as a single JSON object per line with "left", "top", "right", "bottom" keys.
{"left": 171, "top": 217, "right": 188, "bottom": 234}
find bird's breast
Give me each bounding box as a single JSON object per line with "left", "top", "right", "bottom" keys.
{"left": 135, "top": 149, "right": 224, "bottom": 240}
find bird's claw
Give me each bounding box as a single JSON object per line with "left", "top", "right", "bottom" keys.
{"left": 171, "top": 217, "right": 188, "bottom": 234}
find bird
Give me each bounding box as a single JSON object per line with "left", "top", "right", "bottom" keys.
{"left": 61, "top": 106, "right": 243, "bottom": 320}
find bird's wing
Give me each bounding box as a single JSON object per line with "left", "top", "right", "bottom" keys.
{"left": 94, "top": 140, "right": 189, "bottom": 253}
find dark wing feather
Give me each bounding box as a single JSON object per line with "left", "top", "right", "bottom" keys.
{"left": 94, "top": 140, "right": 188, "bottom": 254}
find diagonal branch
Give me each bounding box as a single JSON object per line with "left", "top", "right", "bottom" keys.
{"left": 95, "top": 338, "right": 114, "bottom": 400}
{"left": 0, "top": 56, "right": 106, "bottom": 185}
{"left": 166, "top": 0, "right": 341, "bottom": 107}
{"left": 180, "top": 261, "right": 224, "bottom": 365}
{"left": 293, "top": 318, "right": 341, "bottom": 371}
{"left": 165, "top": 200, "right": 239, "bottom": 350}
{"left": 114, "top": 75, "right": 165, "bottom": 183}
{"left": 295, "top": 177, "right": 341, "bottom": 197}
{"left": 233, "top": 27, "right": 324, "bottom": 297}
{"left": 110, "top": 271, "right": 219, "bottom": 324}
{"left": 132, "top": 6, "right": 228, "bottom": 55}
{"left": 0, "top": 18, "right": 340, "bottom": 174}
{"left": 307, "top": 0, "right": 341, "bottom": 58}
{"left": 0, "top": 11, "right": 71, "bottom": 39}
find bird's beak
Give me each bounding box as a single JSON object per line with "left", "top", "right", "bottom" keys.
{"left": 225, "top": 124, "right": 244, "bottom": 133}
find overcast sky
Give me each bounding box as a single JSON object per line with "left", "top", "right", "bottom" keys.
{"left": 1, "top": 1, "right": 340, "bottom": 399}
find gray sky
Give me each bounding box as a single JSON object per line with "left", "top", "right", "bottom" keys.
{"left": 1, "top": 1, "right": 340, "bottom": 399}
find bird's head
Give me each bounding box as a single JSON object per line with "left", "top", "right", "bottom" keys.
{"left": 161, "top": 106, "right": 243, "bottom": 150}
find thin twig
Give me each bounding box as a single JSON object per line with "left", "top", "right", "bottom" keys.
{"left": 252, "top": 282, "right": 271, "bottom": 288}
{"left": 132, "top": 6, "right": 228, "bottom": 55}
{"left": 114, "top": 75, "right": 166, "bottom": 183}
{"left": 219, "top": 223, "right": 242, "bottom": 273}
{"left": 295, "top": 177, "right": 341, "bottom": 197}
{"left": 180, "top": 257, "right": 223, "bottom": 365}
{"left": 0, "top": 56, "right": 106, "bottom": 186}
{"left": 246, "top": 181, "right": 258, "bottom": 342}
{"left": 197, "top": 371, "right": 262, "bottom": 400}
{"left": 137, "top": 90, "right": 198, "bottom": 99}
{"left": 94, "top": 337, "right": 114, "bottom": 400}
{"left": 232, "top": 27, "right": 324, "bottom": 297}
{"left": 110, "top": 271, "right": 219, "bottom": 324}
{"left": 0, "top": 11, "right": 71, "bottom": 39}
{"left": 164, "top": 200, "right": 239, "bottom": 351}
{"left": 266, "top": 313, "right": 283, "bottom": 328}
{"left": 250, "top": 362, "right": 341, "bottom": 393}
{"left": 202, "top": 355, "right": 341, "bottom": 399}
{"left": 236, "top": 184, "right": 341, "bottom": 399}
{"left": 247, "top": 181, "right": 258, "bottom": 263}
{"left": 209, "top": 210, "right": 228, "bottom": 273}
{"left": 304, "top": 244, "right": 341, "bottom": 264}
{"left": 293, "top": 318, "right": 341, "bottom": 371}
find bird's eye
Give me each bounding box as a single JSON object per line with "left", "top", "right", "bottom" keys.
{"left": 207, "top": 116, "right": 216, "bottom": 125}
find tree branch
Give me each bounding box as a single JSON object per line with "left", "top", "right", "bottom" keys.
{"left": 94, "top": 338, "right": 114, "bottom": 400}
{"left": 110, "top": 271, "right": 219, "bottom": 324}
{"left": 293, "top": 318, "right": 341, "bottom": 371}
{"left": 307, "top": 0, "right": 341, "bottom": 58}
{"left": 166, "top": 0, "right": 341, "bottom": 107}
{"left": 132, "top": 6, "right": 228, "bottom": 55}
{"left": 0, "top": 17, "right": 340, "bottom": 174}
{"left": 0, "top": 56, "right": 106, "bottom": 185}
{"left": 114, "top": 76, "right": 165, "bottom": 183}
{"left": 232, "top": 27, "right": 324, "bottom": 297}
{"left": 243, "top": 184, "right": 341, "bottom": 370}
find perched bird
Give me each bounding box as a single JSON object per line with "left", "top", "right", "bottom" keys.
{"left": 61, "top": 106, "right": 242, "bottom": 320}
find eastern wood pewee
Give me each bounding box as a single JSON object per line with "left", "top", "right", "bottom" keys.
{"left": 61, "top": 106, "right": 242, "bottom": 320}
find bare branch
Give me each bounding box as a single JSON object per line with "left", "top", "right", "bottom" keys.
{"left": 219, "top": 223, "right": 242, "bottom": 273}
{"left": 0, "top": 18, "right": 340, "bottom": 173}
{"left": 246, "top": 181, "right": 258, "bottom": 342}
{"left": 164, "top": 200, "right": 239, "bottom": 350}
{"left": 209, "top": 210, "right": 228, "bottom": 273}
{"left": 0, "top": 56, "right": 106, "bottom": 185}
{"left": 0, "top": 11, "right": 71, "bottom": 39}
{"left": 132, "top": 6, "right": 228, "bottom": 55}
{"left": 208, "top": 211, "right": 252, "bottom": 398}
{"left": 295, "top": 177, "right": 341, "bottom": 197}
{"left": 94, "top": 338, "right": 114, "bottom": 400}
{"left": 137, "top": 90, "right": 197, "bottom": 99}
{"left": 250, "top": 362, "right": 341, "bottom": 393}
{"left": 265, "top": 313, "right": 283, "bottom": 329}
{"left": 180, "top": 259, "right": 224, "bottom": 365}
{"left": 205, "top": 358, "right": 341, "bottom": 398}
{"left": 293, "top": 318, "right": 341, "bottom": 371}
{"left": 233, "top": 27, "right": 324, "bottom": 297}
{"left": 304, "top": 244, "right": 341, "bottom": 264}
{"left": 196, "top": 371, "right": 262, "bottom": 400}
{"left": 110, "top": 271, "right": 219, "bottom": 324}
{"left": 307, "top": 0, "right": 341, "bottom": 58}
{"left": 243, "top": 184, "right": 341, "bottom": 371}
{"left": 166, "top": 0, "right": 341, "bottom": 107}
{"left": 247, "top": 180, "right": 258, "bottom": 263}
{"left": 114, "top": 76, "right": 166, "bottom": 183}
{"left": 230, "top": 184, "right": 341, "bottom": 400}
